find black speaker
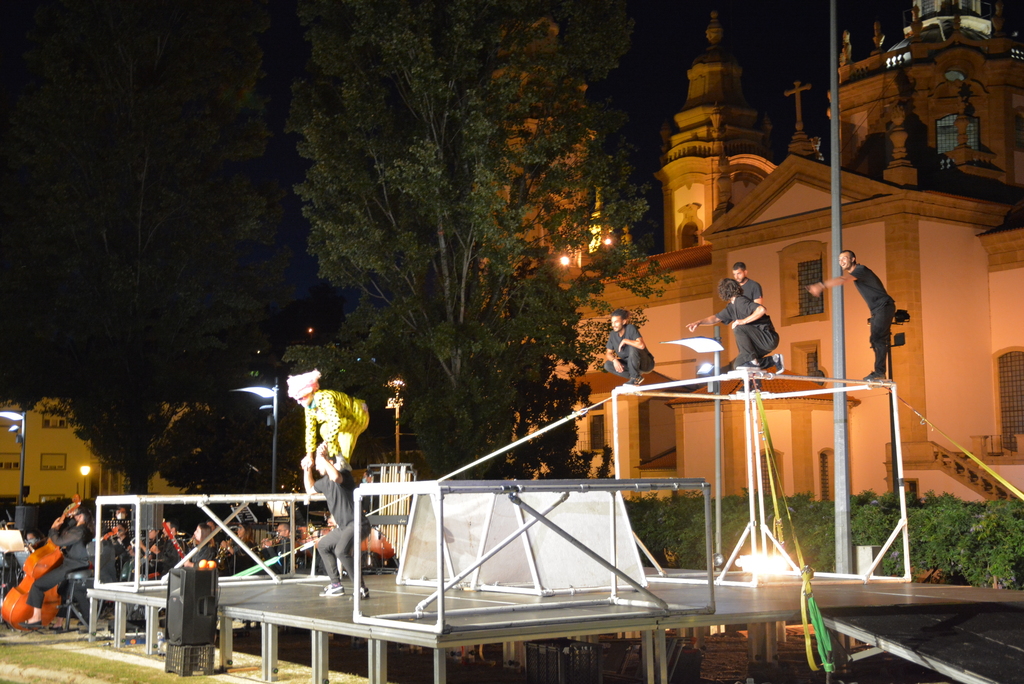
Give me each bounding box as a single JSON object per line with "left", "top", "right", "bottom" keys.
{"left": 139, "top": 503, "right": 164, "bottom": 530}
{"left": 166, "top": 567, "right": 218, "bottom": 645}
{"left": 14, "top": 505, "right": 37, "bottom": 532}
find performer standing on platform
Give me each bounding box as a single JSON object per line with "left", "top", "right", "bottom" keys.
{"left": 732, "top": 262, "right": 764, "bottom": 304}
{"left": 288, "top": 370, "right": 370, "bottom": 471}
{"left": 806, "top": 249, "right": 895, "bottom": 382}
{"left": 302, "top": 452, "right": 369, "bottom": 599}
{"left": 604, "top": 309, "right": 656, "bottom": 386}
{"left": 687, "top": 279, "right": 784, "bottom": 373}
{"left": 19, "top": 507, "right": 94, "bottom": 629}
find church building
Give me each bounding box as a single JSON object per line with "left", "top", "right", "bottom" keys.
{"left": 583, "top": 0, "right": 1024, "bottom": 502}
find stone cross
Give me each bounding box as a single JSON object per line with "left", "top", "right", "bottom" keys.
{"left": 785, "top": 80, "right": 812, "bottom": 132}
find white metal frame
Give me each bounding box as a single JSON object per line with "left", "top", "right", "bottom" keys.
{"left": 352, "top": 478, "right": 716, "bottom": 635}
{"left": 92, "top": 493, "right": 327, "bottom": 592}
{"left": 611, "top": 368, "right": 912, "bottom": 587}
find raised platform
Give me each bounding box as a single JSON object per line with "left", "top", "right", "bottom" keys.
{"left": 88, "top": 572, "right": 1024, "bottom": 684}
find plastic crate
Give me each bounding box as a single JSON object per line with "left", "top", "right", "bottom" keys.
{"left": 526, "top": 639, "right": 602, "bottom": 684}
{"left": 165, "top": 643, "right": 215, "bottom": 677}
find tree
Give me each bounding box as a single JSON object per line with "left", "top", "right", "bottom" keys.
{"left": 288, "top": 0, "right": 663, "bottom": 477}
{"left": 0, "top": 0, "right": 285, "bottom": 492}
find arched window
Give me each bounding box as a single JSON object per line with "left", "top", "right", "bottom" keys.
{"left": 998, "top": 351, "right": 1024, "bottom": 451}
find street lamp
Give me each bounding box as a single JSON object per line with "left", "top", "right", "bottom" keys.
{"left": 0, "top": 411, "right": 27, "bottom": 507}
{"left": 80, "top": 465, "right": 91, "bottom": 498}
{"left": 233, "top": 384, "right": 279, "bottom": 493}
{"left": 663, "top": 332, "right": 726, "bottom": 561}
{"left": 386, "top": 379, "right": 405, "bottom": 463}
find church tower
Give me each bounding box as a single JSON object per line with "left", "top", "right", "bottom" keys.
{"left": 839, "top": 0, "right": 1024, "bottom": 194}
{"left": 655, "top": 12, "right": 774, "bottom": 253}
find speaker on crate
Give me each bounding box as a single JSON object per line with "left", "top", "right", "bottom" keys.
{"left": 166, "top": 567, "right": 218, "bottom": 646}
{"left": 139, "top": 503, "right": 164, "bottom": 530}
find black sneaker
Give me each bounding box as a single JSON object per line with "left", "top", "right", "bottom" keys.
{"left": 359, "top": 586, "right": 370, "bottom": 600}
{"left": 863, "top": 372, "right": 886, "bottom": 382}
{"left": 772, "top": 354, "right": 785, "bottom": 374}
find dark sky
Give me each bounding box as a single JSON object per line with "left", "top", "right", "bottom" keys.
{"left": 0, "top": 1, "right": 952, "bottom": 291}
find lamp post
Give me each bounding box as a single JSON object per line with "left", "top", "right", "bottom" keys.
{"left": 663, "top": 333, "right": 725, "bottom": 560}
{"left": 233, "top": 384, "right": 279, "bottom": 493}
{"left": 80, "top": 465, "right": 91, "bottom": 499}
{"left": 0, "top": 411, "right": 27, "bottom": 507}
{"left": 386, "top": 379, "right": 405, "bottom": 463}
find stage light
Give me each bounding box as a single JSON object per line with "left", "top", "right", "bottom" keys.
{"left": 736, "top": 553, "right": 789, "bottom": 574}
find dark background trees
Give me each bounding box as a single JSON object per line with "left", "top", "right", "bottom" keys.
{"left": 287, "top": 0, "right": 664, "bottom": 479}
{"left": 0, "top": 0, "right": 286, "bottom": 493}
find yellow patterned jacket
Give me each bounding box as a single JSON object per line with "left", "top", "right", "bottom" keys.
{"left": 304, "top": 389, "right": 369, "bottom": 459}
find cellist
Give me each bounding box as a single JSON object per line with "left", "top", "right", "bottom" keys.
{"left": 19, "top": 506, "right": 94, "bottom": 629}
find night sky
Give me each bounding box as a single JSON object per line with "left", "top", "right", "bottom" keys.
{"left": 0, "top": 1, "right": 953, "bottom": 292}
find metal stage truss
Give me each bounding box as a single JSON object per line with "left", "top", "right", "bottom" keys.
{"left": 610, "top": 368, "right": 913, "bottom": 587}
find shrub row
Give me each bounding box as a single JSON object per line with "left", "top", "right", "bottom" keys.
{"left": 625, "top": 491, "right": 1024, "bottom": 589}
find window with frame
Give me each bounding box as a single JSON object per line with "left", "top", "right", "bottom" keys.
{"left": 40, "top": 453, "right": 66, "bottom": 471}
{"left": 42, "top": 417, "right": 68, "bottom": 429}
{"left": 1016, "top": 115, "right": 1024, "bottom": 149}
{"left": 998, "top": 351, "right": 1024, "bottom": 451}
{"left": 778, "top": 241, "right": 829, "bottom": 326}
{"left": 0, "top": 454, "right": 18, "bottom": 470}
{"left": 936, "top": 113, "right": 979, "bottom": 154}
{"left": 588, "top": 414, "right": 606, "bottom": 453}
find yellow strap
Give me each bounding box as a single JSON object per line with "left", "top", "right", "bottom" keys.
{"left": 897, "top": 395, "right": 1024, "bottom": 502}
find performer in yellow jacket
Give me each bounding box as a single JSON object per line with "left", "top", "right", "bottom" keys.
{"left": 287, "top": 370, "right": 369, "bottom": 470}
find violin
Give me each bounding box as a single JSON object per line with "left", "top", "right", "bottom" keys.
{"left": 1, "top": 495, "right": 81, "bottom": 630}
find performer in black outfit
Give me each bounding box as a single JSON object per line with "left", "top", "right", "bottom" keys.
{"left": 807, "top": 249, "right": 895, "bottom": 381}
{"left": 302, "top": 452, "right": 369, "bottom": 598}
{"left": 687, "top": 278, "right": 784, "bottom": 373}
{"left": 604, "top": 308, "right": 656, "bottom": 386}
{"left": 20, "top": 507, "right": 94, "bottom": 629}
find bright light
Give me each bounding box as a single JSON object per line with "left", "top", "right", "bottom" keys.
{"left": 7, "top": 425, "right": 18, "bottom": 433}
{"left": 736, "top": 553, "right": 789, "bottom": 574}
{"left": 80, "top": 465, "right": 91, "bottom": 477}
{"left": 233, "top": 386, "right": 275, "bottom": 399}
{"left": 559, "top": 255, "right": 571, "bottom": 266}
{"left": 307, "top": 327, "right": 314, "bottom": 334}
{"left": 0, "top": 412, "right": 23, "bottom": 422}
{"left": 663, "top": 337, "right": 725, "bottom": 353}
{"left": 697, "top": 362, "right": 714, "bottom": 375}
{"left": 387, "top": 378, "right": 405, "bottom": 391}
{"left": 603, "top": 237, "right": 613, "bottom": 245}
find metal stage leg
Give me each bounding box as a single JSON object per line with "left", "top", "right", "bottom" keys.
{"left": 642, "top": 630, "right": 654, "bottom": 684}
{"left": 112, "top": 602, "right": 126, "bottom": 648}
{"left": 655, "top": 629, "right": 667, "bottom": 684}
{"left": 261, "top": 622, "right": 279, "bottom": 682}
{"left": 748, "top": 621, "right": 778, "bottom": 666}
{"left": 87, "top": 597, "right": 98, "bottom": 641}
{"left": 433, "top": 647, "right": 447, "bottom": 683}
{"left": 311, "top": 630, "right": 328, "bottom": 684}
{"left": 368, "top": 639, "right": 387, "bottom": 684}
{"left": 219, "top": 615, "right": 234, "bottom": 670}
{"left": 145, "top": 605, "right": 159, "bottom": 656}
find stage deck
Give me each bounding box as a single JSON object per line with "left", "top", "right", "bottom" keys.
{"left": 87, "top": 572, "right": 1024, "bottom": 684}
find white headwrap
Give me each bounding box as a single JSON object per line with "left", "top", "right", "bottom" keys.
{"left": 286, "top": 370, "right": 321, "bottom": 399}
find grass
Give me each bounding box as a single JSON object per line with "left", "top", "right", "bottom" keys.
{"left": 0, "top": 634, "right": 369, "bottom": 684}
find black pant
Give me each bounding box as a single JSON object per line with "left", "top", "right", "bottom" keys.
{"left": 604, "top": 345, "right": 655, "bottom": 380}
{"left": 726, "top": 324, "right": 779, "bottom": 370}
{"left": 318, "top": 523, "right": 368, "bottom": 589}
{"left": 868, "top": 302, "right": 896, "bottom": 376}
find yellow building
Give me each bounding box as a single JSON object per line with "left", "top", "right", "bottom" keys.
{"left": 585, "top": 2, "right": 1024, "bottom": 502}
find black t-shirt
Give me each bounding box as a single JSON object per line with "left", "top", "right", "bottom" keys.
{"left": 716, "top": 295, "right": 773, "bottom": 330}
{"left": 850, "top": 264, "right": 894, "bottom": 310}
{"left": 739, "top": 278, "right": 763, "bottom": 301}
{"left": 314, "top": 472, "right": 356, "bottom": 529}
{"left": 49, "top": 524, "right": 91, "bottom": 570}
{"left": 607, "top": 323, "right": 652, "bottom": 359}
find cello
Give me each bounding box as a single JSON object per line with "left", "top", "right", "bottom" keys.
{"left": 2, "top": 496, "right": 81, "bottom": 630}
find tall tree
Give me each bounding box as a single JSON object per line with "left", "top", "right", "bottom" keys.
{"left": 288, "top": 0, "right": 662, "bottom": 477}
{"left": 0, "top": 0, "right": 284, "bottom": 492}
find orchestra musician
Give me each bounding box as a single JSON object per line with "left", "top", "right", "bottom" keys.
{"left": 19, "top": 507, "right": 94, "bottom": 630}
{"left": 150, "top": 519, "right": 183, "bottom": 576}
{"left": 183, "top": 522, "right": 217, "bottom": 568}
{"left": 99, "top": 522, "right": 130, "bottom": 584}
{"left": 259, "top": 522, "right": 292, "bottom": 571}
{"left": 219, "top": 523, "right": 257, "bottom": 574}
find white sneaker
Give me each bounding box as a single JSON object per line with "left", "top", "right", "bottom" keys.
{"left": 319, "top": 582, "right": 345, "bottom": 597}
{"left": 772, "top": 354, "right": 785, "bottom": 374}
